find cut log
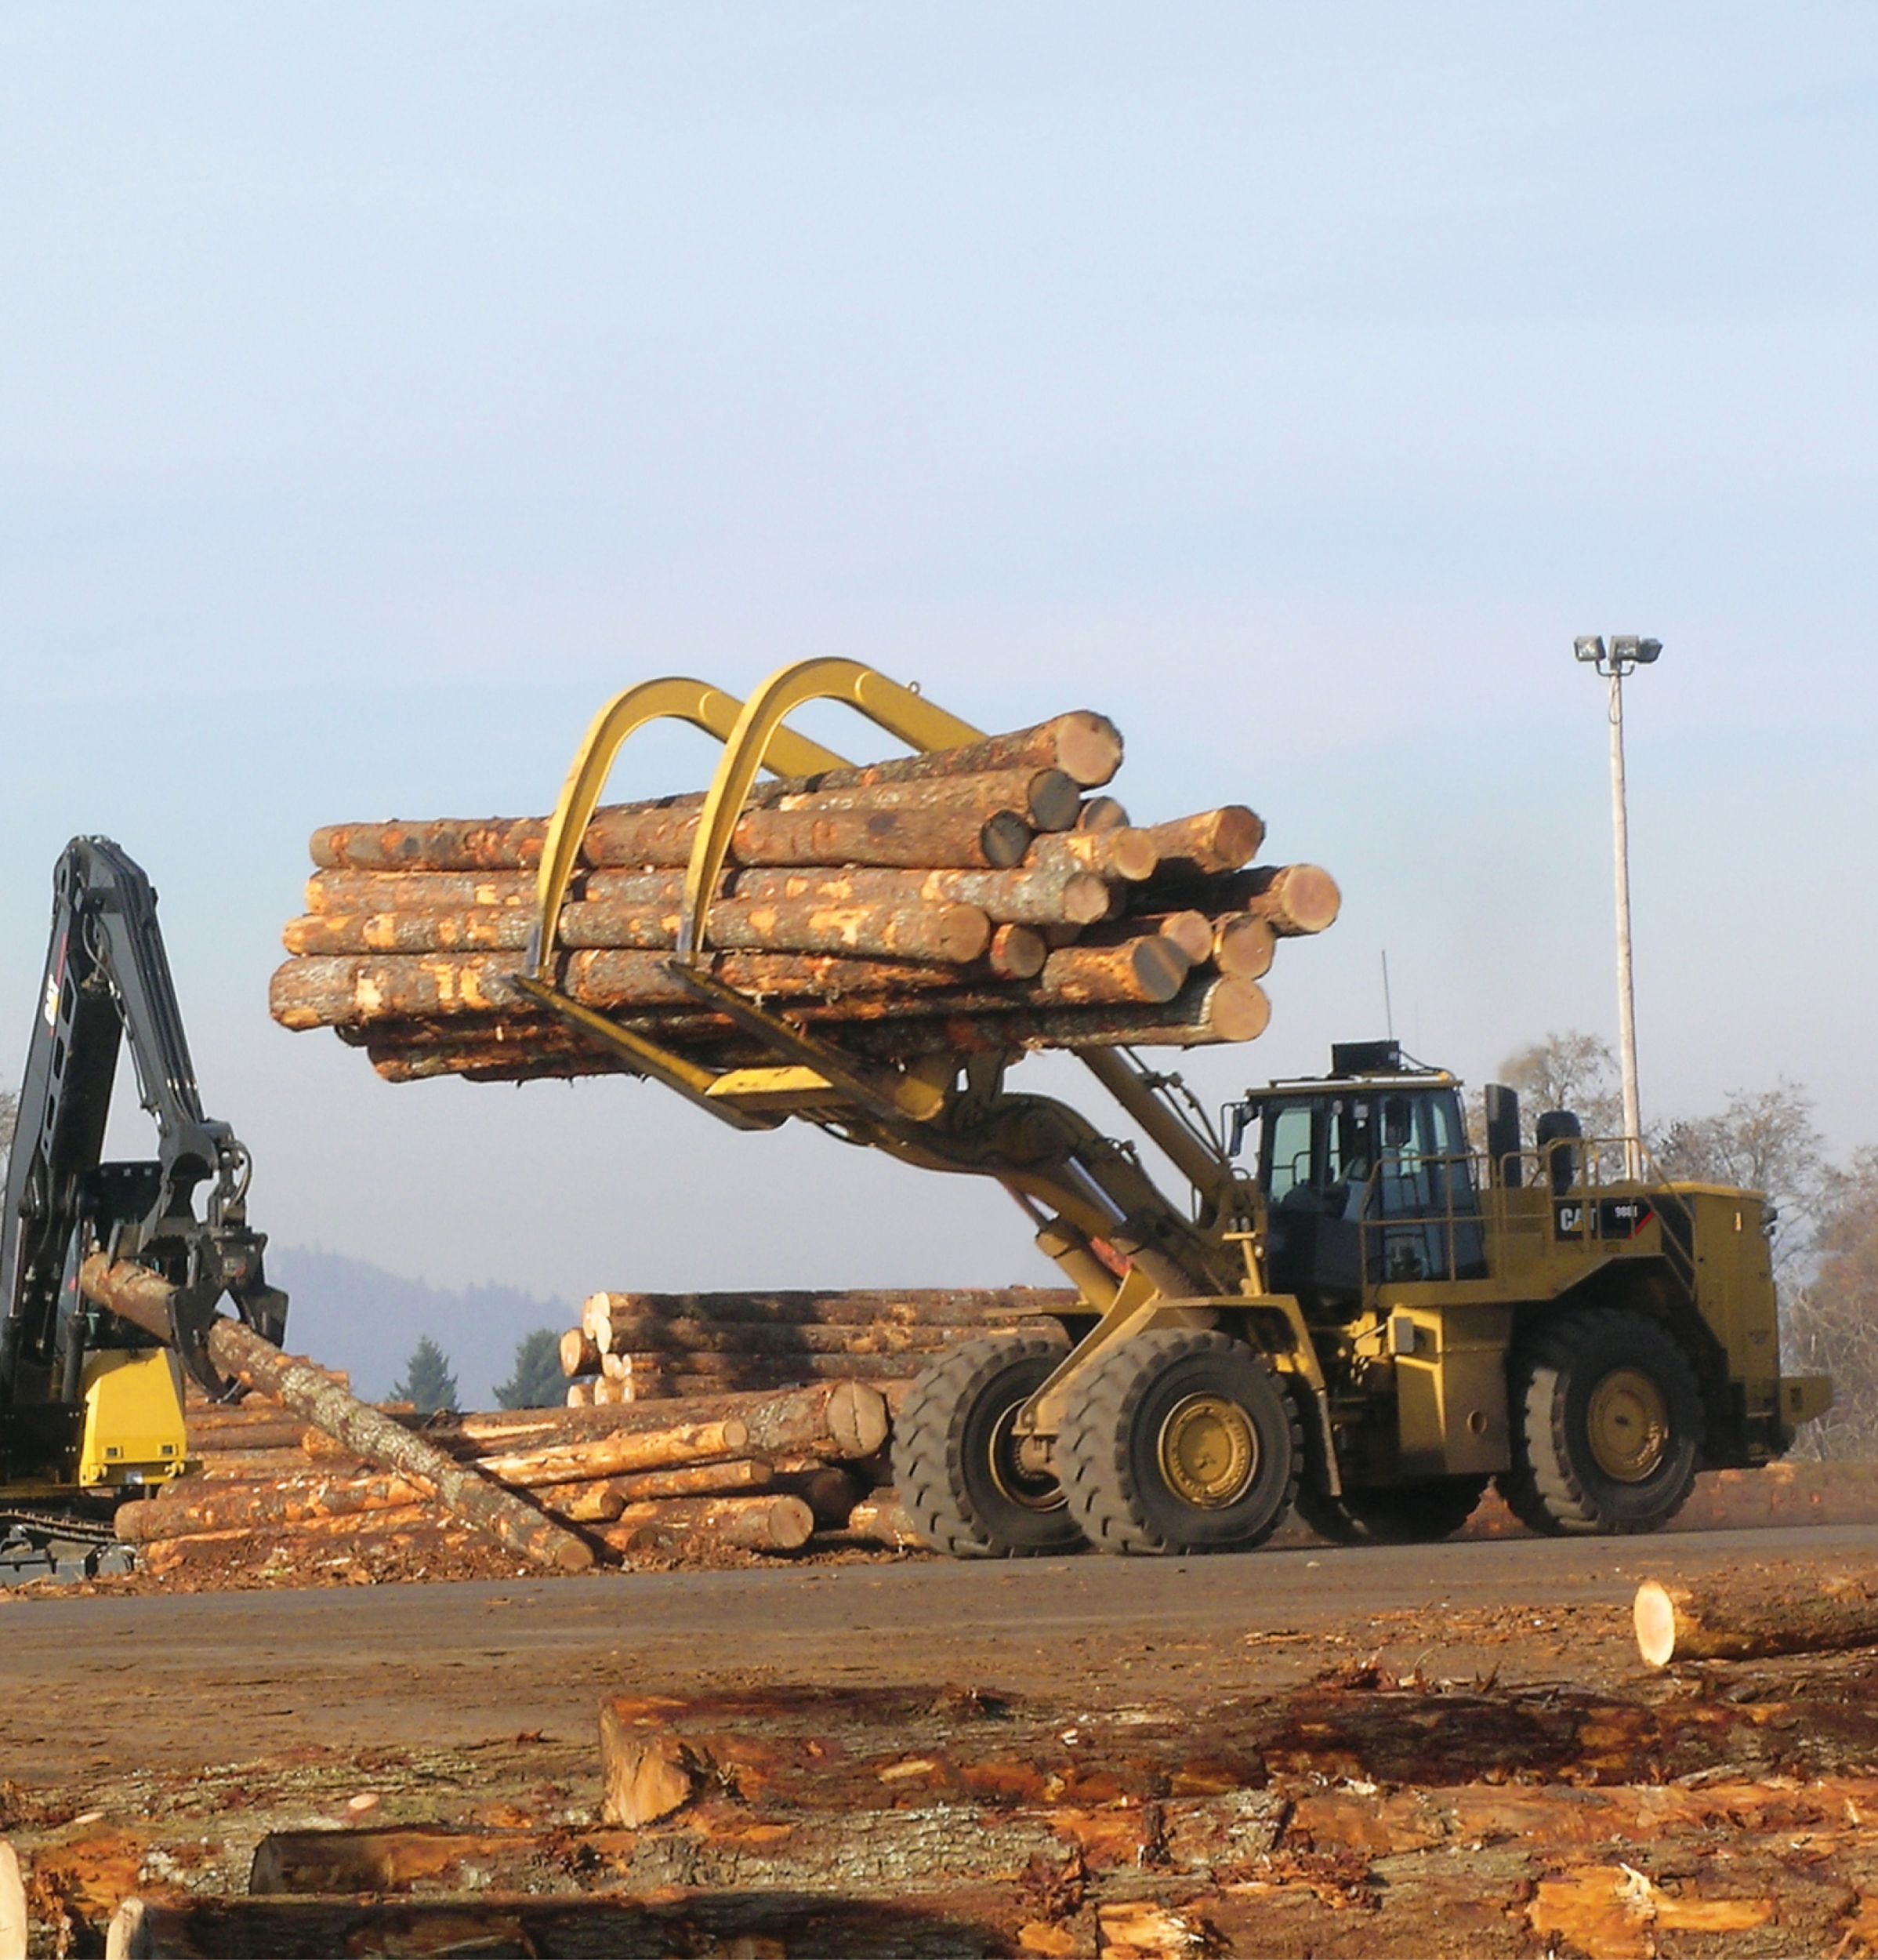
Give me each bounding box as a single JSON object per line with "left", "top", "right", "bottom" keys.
{"left": 134, "top": 1510, "right": 487, "bottom": 1577}
{"left": 79, "top": 1255, "right": 594, "bottom": 1575}
{"left": 1163, "top": 862, "right": 1343, "bottom": 935}
{"left": 1037, "top": 935, "right": 1191, "bottom": 1007}
{"left": 1635, "top": 1573, "right": 1878, "bottom": 1667}
{"left": 113, "top": 1471, "right": 426, "bottom": 1543}
{"left": 561, "top": 1329, "right": 600, "bottom": 1378}
{"left": 473, "top": 1417, "right": 751, "bottom": 1488}
{"left": 1024, "top": 828, "right": 1158, "bottom": 883}
{"left": 600, "top": 1348, "right": 934, "bottom": 1385}
{"left": 1211, "top": 912, "right": 1276, "bottom": 981}
{"left": 845, "top": 1489, "right": 923, "bottom": 1548}
{"left": 774, "top": 1464, "right": 865, "bottom": 1526}
{"left": 767, "top": 764, "right": 1084, "bottom": 831}
{"left": 106, "top": 1889, "right": 1042, "bottom": 1959}
{"left": 851, "top": 977, "right": 1271, "bottom": 1054}
{"left": 1081, "top": 909, "right": 1213, "bottom": 965}
{"left": 580, "top": 1459, "right": 777, "bottom": 1505}
{"left": 584, "top": 1315, "right": 967, "bottom": 1360}
{"left": 580, "top": 1286, "right": 1071, "bottom": 1332}
{"left": 566, "top": 1379, "right": 596, "bottom": 1408}
{"left": 285, "top": 895, "right": 995, "bottom": 966}
{"left": 1136, "top": 808, "right": 1264, "bottom": 878}
{"left": 984, "top": 922, "right": 1046, "bottom": 981}
{"left": 597, "top": 1493, "right": 817, "bottom": 1558}
{"left": 538, "top": 1479, "right": 628, "bottom": 1525}
{"left": 1075, "top": 794, "right": 1129, "bottom": 832}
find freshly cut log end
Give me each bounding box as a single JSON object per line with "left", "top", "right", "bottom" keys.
{"left": 985, "top": 923, "right": 1047, "bottom": 981}
{"left": 560, "top": 1330, "right": 600, "bottom": 1378}
{"left": 1244, "top": 862, "right": 1342, "bottom": 936}
{"left": 1633, "top": 1573, "right": 1878, "bottom": 1668}
{"left": 1084, "top": 910, "right": 1212, "bottom": 966}
{"left": 1634, "top": 1580, "right": 1681, "bottom": 1668}
{"left": 598, "top": 1493, "right": 817, "bottom": 1558}
{"left": 1211, "top": 912, "right": 1276, "bottom": 981}
{"left": 1075, "top": 795, "right": 1129, "bottom": 833}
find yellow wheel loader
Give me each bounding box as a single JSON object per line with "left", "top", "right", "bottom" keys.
{"left": 499, "top": 660, "right": 1828, "bottom": 1557}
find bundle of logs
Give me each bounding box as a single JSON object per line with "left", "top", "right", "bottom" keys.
{"left": 266, "top": 709, "right": 1340, "bottom": 1079}
{"left": 559, "top": 1285, "right": 1073, "bottom": 1405}
{"left": 121, "top": 1373, "right": 908, "bottom": 1581}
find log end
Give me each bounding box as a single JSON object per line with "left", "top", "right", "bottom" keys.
{"left": 1107, "top": 829, "right": 1159, "bottom": 883}
{"left": 1212, "top": 913, "right": 1275, "bottom": 982}
{"left": 937, "top": 904, "right": 995, "bottom": 964}
{"left": 1207, "top": 979, "right": 1272, "bottom": 1045}
{"left": 1054, "top": 710, "right": 1125, "bottom": 788}
{"left": 1075, "top": 795, "right": 1129, "bottom": 834}
{"left": 828, "top": 1381, "right": 891, "bottom": 1459}
{"left": 987, "top": 923, "right": 1047, "bottom": 981}
{"left": 980, "top": 811, "right": 1035, "bottom": 870}
{"left": 1633, "top": 1579, "right": 1680, "bottom": 1668}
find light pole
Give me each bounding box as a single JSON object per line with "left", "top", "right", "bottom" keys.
{"left": 1573, "top": 634, "right": 1661, "bottom": 1181}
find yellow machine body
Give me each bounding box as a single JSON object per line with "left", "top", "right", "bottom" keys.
{"left": 75, "top": 1348, "right": 191, "bottom": 1490}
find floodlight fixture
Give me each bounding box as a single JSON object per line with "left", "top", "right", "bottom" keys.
{"left": 1574, "top": 635, "right": 1604, "bottom": 663}
{"left": 1574, "top": 633, "right": 1662, "bottom": 677}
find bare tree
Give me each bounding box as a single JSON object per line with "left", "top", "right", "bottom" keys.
{"left": 0, "top": 1083, "right": 15, "bottom": 1187}
{"left": 1651, "top": 1082, "right": 1827, "bottom": 1276}
{"left": 1488, "top": 1031, "right": 1625, "bottom": 1146}
{"left": 1780, "top": 1149, "right": 1878, "bottom": 1460}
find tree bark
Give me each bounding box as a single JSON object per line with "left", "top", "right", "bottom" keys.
{"left": 579, "top": 1287, "right": 1072, "bottom": 1332}
{"left": 114, "top": 1470, "right": 427, "bottom": 1542}
{"left": 597, "top": 1492, "right": 817, "bottom": 1558}
{"left": 1024, "top": 828, "right": 1158, "bottom": 883}
{"left": 471, "top": 1417, "right": 751, "bottom": 1488}
{"left": 1153, "top": 863, "right": 1341, "bottom": 935}
{"left": 584, "top": 1314, "right": 970, "bottom": 1360}
{"left": 1136, "top": 808, "right": 1265, "bottom": 877}
{"left": 78, "top": 1255, "right": 594, "bottom": 1575}
{"left": 847, "top": 977, "right": 1271, "bottom": 1054}
{"left": 845, "top": 1489, "right": 924, "bottom": 1548}
{"left": 1038, "top": 935, "right": 1191, "bottom": 1006}
{"left": 285, "top": 896, "right": 995, "bottom": 965}
{"left": 1634, "top": 1573, "right": 1878, "bottom": 1666}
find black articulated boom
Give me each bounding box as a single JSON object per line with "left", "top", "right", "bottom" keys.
{"left": 0, "top": 839, "right": 286, "bottom": 1579}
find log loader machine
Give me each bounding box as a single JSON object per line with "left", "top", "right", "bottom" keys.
{"left": 512, "top": 660, "right": 1831, "bottom": 1556}
{"left": 0, "top": 839, "right": 287, "bottom": 1581}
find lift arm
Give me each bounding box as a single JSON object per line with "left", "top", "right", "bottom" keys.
{"left": 0, "top": 839, "right": 286, "bottom": 1407}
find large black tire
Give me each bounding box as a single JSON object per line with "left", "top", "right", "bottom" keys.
{"left": 1057, "top": 1330, "right": 1302, "bottom": 1555}
{"left": 1294, "top": 1475, "right": 1490, "bottom": 1547}
{"left": 892, "top": 1335, "right": 1085, "bottom": 1558}
{"left": 1496, "top": 1307, "right": 1702, "bottom": 1536}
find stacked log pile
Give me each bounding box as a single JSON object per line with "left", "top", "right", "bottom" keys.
{"left": 125, "top": 1376, "right": 895, "bottom": 1581}
{"left": 266, "top": 710, "right": 1339, "bottom": 1079}
{"left": 559, "top": 1284, "right": 1075, "bottom": 1404}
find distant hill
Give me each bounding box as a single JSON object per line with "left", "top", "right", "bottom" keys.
{"left": 264, "top": 1247, "right": 571, "bottom": 1408}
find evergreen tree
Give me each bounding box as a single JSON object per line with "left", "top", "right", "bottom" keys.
{"left": 495, "top": 1327, "right": 564, "bottom": 1410}
{"left": 391, "top": 1334, "right": 459, "bottom": 1414}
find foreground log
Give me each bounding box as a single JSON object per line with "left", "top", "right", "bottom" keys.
{"left": 598, "top": 1492, "right": 816, "bottom": 1557}
{"left": 114, "top": 1470, "right": 426, "bottom": 1543}
{"left": 78, "top": 1256, "right": 594, "bottom": 1575}
{"left": 845, "top": 1489, "right": 923, "bottom": 1548}
{"left": 136, "top": 1512, "right": 484, "bottom": 1578}
{"left": 1635, "top": 1572, "right": 1878, "bottom": 1666}
{"left": 107, "top": 1886, "right": 1043, "bottom": 1958}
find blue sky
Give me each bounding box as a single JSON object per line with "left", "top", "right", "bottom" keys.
{"left": 2, "top": 4, "right": 1873, "bottom": 1303}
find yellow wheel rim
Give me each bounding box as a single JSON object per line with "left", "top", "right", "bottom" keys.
{"left": 1586, "top": 1367, "right": 1670, "bottom": 1483}
{"left": 1158, "top": 1394, "right": 1258, "bottom": 1508}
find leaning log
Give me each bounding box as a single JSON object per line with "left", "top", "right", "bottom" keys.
{"left": 1635, "top": 1573, "right": 1878, "bottom": 1667}
{"left": 78, "top": 1256, "right": 594, "bottom": 1575}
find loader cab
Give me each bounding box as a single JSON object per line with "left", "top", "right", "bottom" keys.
{"left": 1238, "top": 1041, "right": 1487, "bottom": 1305}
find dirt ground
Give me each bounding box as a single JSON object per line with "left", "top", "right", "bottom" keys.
{"left": 7, "top": 1522, "right": 1878, "bottom": 1955}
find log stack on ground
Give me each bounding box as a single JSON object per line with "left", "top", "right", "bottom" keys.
{"left": 122, "top": 1363, "right": 901, "bottom": 1583}
{"left": 268, "top": 711, "right": 1337, "bottom": 1079}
